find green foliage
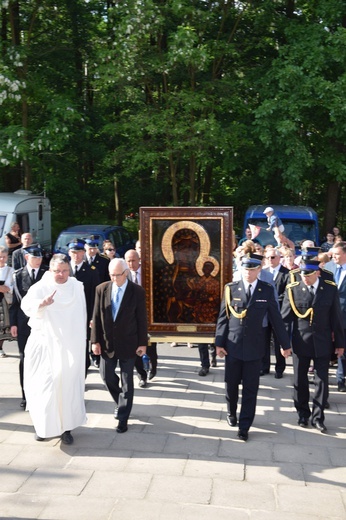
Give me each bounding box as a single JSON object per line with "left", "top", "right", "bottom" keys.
{"left": 1, "top": 0, "right": 346, "bottom": 234}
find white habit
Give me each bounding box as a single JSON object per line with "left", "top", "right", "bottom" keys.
{"left": 22, "top": 271, "right": 87, "bottom": 438}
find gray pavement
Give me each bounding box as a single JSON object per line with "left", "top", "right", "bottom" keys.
{"left": 0, "top": 339, "right": 345, "bottom": 520}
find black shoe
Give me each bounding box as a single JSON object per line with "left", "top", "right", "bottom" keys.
{"left": 61, "top": 431, "right": 74, "bottom": 444}
{"left": 210, "top": 358, "right": 217, "bottom": 367}
{"left": 324, "top": 401, "right": 330, "bottom": 410}
{"left": 93, "top": 359, "right": 100, "bottom": 368}
{"left": 116, "top": 420, "right": 128, "bottom": 433}
{"left": 114, "top": 406, "right": 119, "bottom": 419}
{"left": 338, "top": 382, "right": 346, "bottom": 392}
{"left": 198, "top": 367, "right": 209, "bottom": 376}
{"left": 226, "top": 414, "right": 237, "bottom": 427}
{"left": 35, "top": 433, "right": 44, "bottom": 441}
{"left": 138, "top": 378, "right": 147, "bottom": 388}
{"left": 237, "top": 429, "right": 248, "bottom": 441}
{"left": 260, "top": 369, "right": 269, "bottom": 376}
{"left": 311, "top": 420, "right": 327, "bottom": 433}
{"left": 274, "top": 372, "right": 283, "bottom": 379}
{"left": 20, "top": 399, "right": 26, "bottom": 409}
{"left": 148, "top": 370, "right": 156, "bottom": 380}
{"left": 298, "top": 417, "right": 309, "bottom": 427}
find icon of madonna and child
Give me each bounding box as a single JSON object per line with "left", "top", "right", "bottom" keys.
{"left": 153, "top": 221, "right": 221, "bottom": 325}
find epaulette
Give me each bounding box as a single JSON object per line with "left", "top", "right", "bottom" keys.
{"left": 291, "top": 268, "right": 300, "bottom": 273}
{"left": 286, "top": 281, "right": 299, "bottom": 288}
{"left": 322, "top": 268, "right": 332, "bottom": 274}
{"left": 324, "top": 279, "right": 337, "bottom": 286}
{"left": 227, "top": 281, "right": 239, "bottom": 286}
{"left": 99, "top": 253, "right": 109, "bottom": 260}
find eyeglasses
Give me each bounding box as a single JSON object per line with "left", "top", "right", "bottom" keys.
{"left": 106, "top": 248, "right": 115, "bottom": 252}
{"left": 110, "top": 270, "right": 127, "bottom": 278}
{"left": 266, "top": 256, "right": 276, "bottom": 260}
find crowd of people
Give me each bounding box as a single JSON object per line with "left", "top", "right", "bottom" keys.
{"left": 1, "top": 219, "right": 345, "bottom": 444}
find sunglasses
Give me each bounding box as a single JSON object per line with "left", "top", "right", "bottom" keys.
{"left": 266, "top": 256, "right": 276, "bottom": 260}
{"left": 106, "top": 248, "right": 115, "bottom": 251}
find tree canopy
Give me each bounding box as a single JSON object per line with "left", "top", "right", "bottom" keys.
{"left": 1, "top": 0, "right": 346, "bottom": 236}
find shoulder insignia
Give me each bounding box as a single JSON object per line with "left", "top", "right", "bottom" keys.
{"left": 322, "top": 268, "right": 332, "bottom": 274}
{"left": 91, "top": 265, "right": 96, "bottom": 270}
{"left": 286, "top": 281, "right": 299, "bottom": 288}
{"left": 325, "top": 280, "right": 337, "bottom": 286}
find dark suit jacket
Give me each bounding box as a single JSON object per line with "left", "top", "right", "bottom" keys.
{"left": 12, "top": 248, "right": 27, "bottom": 270}
{"left": 215, "top": 279, "right": 290, "bottom": 361}
{"left": 263, "top": 265, "right": 289, "bottom": 306}
{"left": 320, "top": 262, "right": 346, "bottom": 328}
{"left": 281, "top": 278, "right": 344, "bottom": 357}
{"left": 90, "top": 254, "right": 110, "bottom": 283}
{"left": 9, "top": 265, "right": 48, "bottom": 338}
{"left": 91, "top": 280, "right": 148, "bottom": 359}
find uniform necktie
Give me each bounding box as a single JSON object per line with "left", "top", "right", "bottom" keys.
{"left": 309, "top": 285, "right": 315, "bottom": 302}
{"left": 89, "top": 257, "right": 93, "bottom": 265}
{"left": 246, "top": 284, "right": 252, "bottom": 303}
{"left": 134, "top": 271, "right": 138, "bottom": 284}
{"left": 31, "top": 269, "right": 35, "bottom": 282}
{"left": 74, "top": 266, "right": 78, "bottom": 276}
{"left": 335, "top": 266, "right": 342, "bottom": 285}
{"left": 112, "top": 288, "right": 121, "bottom": 320}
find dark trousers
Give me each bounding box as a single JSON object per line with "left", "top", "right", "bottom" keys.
{"left": 134, "top": 343, "right": 158, "bottom": 379}
{"left": 17, "top": 334, "right": 28, "bottom": 400}
{"left": 198, "top": 344, "right": 210, "bottom": 369}
{"left": 225, "top": 355, "right": 262, "bottom": 431}
{"left": 99, "top": 355, "right": 136, "bottom": 421}
{"left": 292, "top": 352, "right": 329, "bottom": 423}
{"left": 261, "top": 327, "right": 285, "bottom": 374}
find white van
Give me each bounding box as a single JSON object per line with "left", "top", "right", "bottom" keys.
{"left": 0, "top": 190, "right": 51, "bottom": 251}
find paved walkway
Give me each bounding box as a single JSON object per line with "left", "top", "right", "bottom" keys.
{"left": 0, "top": 339, "right": 345, "bottom": 520}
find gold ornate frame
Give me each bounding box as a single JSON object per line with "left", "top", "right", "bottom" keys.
{"left": 140, "top": 207, "right": 233, "bottom": 342}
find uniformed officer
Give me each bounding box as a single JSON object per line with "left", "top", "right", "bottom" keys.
{"left": 9, "top": 244, "right": 48, "bottom": 407}
{"left": 281, "top": 258, "right": 344, "bottom": 433}
{"left": 215, "top": 253, "right": 291, "bottom": 441}
{"left": 68, "top": 239, "right": 100, "bottom": 371}
{"left": 85, "top": 238, "right": 110, "bottom": 283}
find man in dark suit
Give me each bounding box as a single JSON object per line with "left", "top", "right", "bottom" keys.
{"left": 68, "top": 239, "right": 100, "bottom": 372}
{"left": 263, "top": 247, "right": 290, "bottom": 378}
{"left": 12, "top": 233, "right": 33, "bottom": 270}
{"left": 91, "top": 258, "right": 148, "bottom": 433}
{"left": 215, "top": 253, "right": 291, "bottom": 441}
{"left": 325, "top": 241, "right": 346, "bottom": 392}
{"left": 281, "top": 258, "right": 344, "bottom": 432}
{"left": 85, "top": 238, "right": 110, "bottom": 283}
{"left": 9, "top": 244, "right": 48, "bottom": 408}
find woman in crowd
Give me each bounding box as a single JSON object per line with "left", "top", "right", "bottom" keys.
{"left": 0, "top": 246, "right": 14, "bottom": 357}
{"left": 5, "top": 222, "right": 21, "bottom": 266}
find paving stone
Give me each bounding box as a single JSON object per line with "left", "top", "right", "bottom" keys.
{"left": 125, "top": 451, "right": 187, "bottom": 475}
{"left": 211, "top": 480, "right": 276, "bottom": 510}
{"left": 83, "top": 470, "right": 152, "bottom": 499}
{"left": 273, "top": 443, "right": 331, "bottom": 465}
{"left": 20, "top": 468, "right": 93, "bottom": 496}
{"left": 277, "top": 484, "right": 346, "bottom": 516}
{"left": 146, "top": 474, "right": 212, "bottom": 504}
{"left": 245, "top": 460, "right": 305, "bottom": 484}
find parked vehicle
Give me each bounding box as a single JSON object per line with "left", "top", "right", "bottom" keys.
{"left": 0, "top": 190, "right": 51, "bottom": 251}
{"left": 243, "top": 205, "right": 320, "bottom": 251}
{"left": 53, "top": 224, "right": 136, "bottom": 257}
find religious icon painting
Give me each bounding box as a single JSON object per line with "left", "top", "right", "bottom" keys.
{"left": 140, "top": 206, "right": 233, "bottom": 341}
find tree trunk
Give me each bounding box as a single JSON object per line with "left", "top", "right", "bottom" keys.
{"left": 323, "top": 180, "right": 340, "bottom": 236}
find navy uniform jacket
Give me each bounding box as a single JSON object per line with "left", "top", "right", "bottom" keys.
{"left": 281, "top": 278, "right": 344, "bottom": 358}
{"left": 74, "top": 262, "right": 100, "bottom": 325}
{"left": 91, "top": 280, "right": 148, "bottom": 359}
{"left": 89, "top": 253, "right": 110, "bottom": 283}
{"left": 9, "top": 265, "right": 48, "bottom": 337}
{"left": 215, "top": 279, "right": 291, "bottom": 361}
